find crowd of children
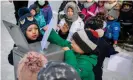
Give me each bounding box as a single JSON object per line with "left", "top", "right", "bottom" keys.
{"left": 7, "top": 0, "right": 133, "bottom": 80}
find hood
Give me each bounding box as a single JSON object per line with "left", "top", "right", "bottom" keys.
{"left": 64, "top": 2, "right": 79, "bottom": 22}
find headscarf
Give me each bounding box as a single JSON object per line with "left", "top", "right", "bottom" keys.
{"left": 64, "top": 2, "right": 79, "bottom": 22}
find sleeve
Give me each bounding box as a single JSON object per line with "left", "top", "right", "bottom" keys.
{"left": 48, "top": 29, "right": 71, "bottom": 48}
{"left": 112, "top": 23, "right": 120, "bottom": 41}
{"left": 47, "top": 6, "right": 53, "bottom": 24}
{"left": 81, "top": 8, "right": 87, "bottom": 18}
{"left": 79, "top": 20, "right": 84, "bottom": 30}
{"left": 58, "top": 1, "right": 68, "bottom": 13}
{"left": 86, "top": 3, "right": 97, "bottom": 17}
{"left": 40, "top": 13, "right": 46, "bottom": 29}
{"left": 64, "top": 50, "right": 81, "bottom": 75}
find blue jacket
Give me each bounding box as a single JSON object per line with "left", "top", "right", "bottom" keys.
{"left": 35, "top": 10, "right": 46, "bottom": 35}
{"left": 105, "top": 20, "right": 120, "bottom": 41}
{"left": 41, "top": 4, "right": 53, "bottom": 25}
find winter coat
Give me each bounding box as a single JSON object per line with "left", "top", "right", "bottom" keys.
{"left": 119, "top": 7, "right": 133, "bottom": 25}
{"left": 34, "top": 10, "right": 46, "bottom": 35}
{"left": 41, "top": 4, "right": 52, "bottom": 25}
{"left": 95, "top": 6, "right": 106, "bottom": 14}
{"left": 104, "top": 20, "right": 120, "bottom": 41}
{"left": 48, "top": 29, "right": 98, "bottom": 80}
{"left": 59, "top": 16, "right": 84, "bottom": 41}
{"left": 81, "top": 2, "right": 97, "bottom": 22}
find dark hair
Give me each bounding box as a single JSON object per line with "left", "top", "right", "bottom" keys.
{"left": 85, "top": 13, "right": 105, "bottom": 30}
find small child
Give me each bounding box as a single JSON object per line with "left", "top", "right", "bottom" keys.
{"left": 29, "top": 4, "right": 46, "bottom": 35}
{"left": 8, "top": 7, "right": 43, "bottom": 66}
{"left": 61, "top": 29, "right": 104, "bottom": 80}
{"left": 119, "top": 1, "right": 133, "bottom": 41}
{"left": 104, "top": 9, "right": 120, "bottom": 45}
{"left": 95, "top": 1, "right": 106, "bottom": 14}
{"left": 84, "top": 14, "right": 118, "bottom": 80}
{"left": 35, "top": 0, "right": 53, "bottom": 25}
{"left": 58, "top": 2, "right": 84, "bottom": 42}
{"left": 18, "top": 7, "right": 43, "bottom": 43}
{"left": 47, "top": 27, "right": 105, "bottom": 80}
{"left": 81, "top": 0, "right": 97, "bottom": 22}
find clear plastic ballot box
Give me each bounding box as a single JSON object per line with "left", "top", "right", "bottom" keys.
{"left": 3, "top": 20, "right": 64, "bottom": 80}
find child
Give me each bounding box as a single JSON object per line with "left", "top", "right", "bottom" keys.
{"left": 35, "top": 0, "right": 53, "bottom": 25}
{"left": 17, "top": 51, "right": 81, "bottom": 80}
{"left": 29, "top": 4, "right": 46, "bottom": 35}
{"left": 18, "top": 7, "right": 43, "bottom": 43}
{"left": 104, "top": 9, "right": 120, "bottom": 45}
{"left": 84, "top": 14, "right": 117, "bottom": 80}
{"left": 8, "top": 7, "right": 43, "bottom": 65}
{"left": 62, "top": 29, "right": 103, "bottom": 80}
{"left": 58, "top": 2, "right": 84, "bottom": 42}
{"left": 95, "top": 1, "right": 106, "bottom": 14}
{"left": 119, "top": 1, "right": 133, "bottom": 41}
{"left": 57, "top": 1, "right": 84, "bottom": 24}
{"left": 81, "top": 0, "right": 97, "bottom": 22}
{"left": 46, "top": 26, "right": 105, "bottom": 80}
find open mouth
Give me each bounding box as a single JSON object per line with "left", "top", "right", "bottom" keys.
{"left": 32, "top": 35, "right": 37, "bottom": 39}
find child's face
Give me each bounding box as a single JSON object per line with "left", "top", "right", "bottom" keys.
{"left": 123, "top": 5, "right": 130, "bottom": 10}
{"left": 107, "top": 15, "right": 114, "bottom": 20}
{"left": 30, "top": 9, "right": 36, "bottom": 16}
{"left": 98, "top": 1, "right": 104, "bottom": 7}
{"left": 71, "top": 40, "right": 84, "bottom": 54}
{"left": 67, "top": 8, "right": 74, "bottom": 18}
{"left": 26, "top": 24, "right": 39, "bottom": 40}
{"left": 108, "top": 0, "right": 116, "bottom": 4}
{"left": 87, "top": 0, "right": 93, "bottom": 2}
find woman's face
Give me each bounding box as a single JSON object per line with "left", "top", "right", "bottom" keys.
{"left": 26, "top": 24, "right": 39, "bottom": 40}
{"left": 67, "top": 7, "right": 74, "bottom": 18}
{"left": 30, "top": 9, "right": 36, "bottom": 16}
{"left": 71, "top": 40, "right": 84, "bottom": 54}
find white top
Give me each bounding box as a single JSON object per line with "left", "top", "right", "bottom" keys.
{"left": 59, "top": 16, "right": 84, "bottom": 42}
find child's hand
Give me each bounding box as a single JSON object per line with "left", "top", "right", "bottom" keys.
{"left": 114, "top": 40, "right": 118, "bottom": 45}
{"left": 60, "top": 23, "right": 69, "bottom": 34}
{"left": 43, "top": 26, "right": 48, "bottom": 31}
{"left": 62, "top": 47, "right": 70, "bottom": 51}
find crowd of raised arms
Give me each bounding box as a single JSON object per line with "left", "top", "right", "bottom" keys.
{"left": 7, "top": 0, "right": 133, "bottom": 80}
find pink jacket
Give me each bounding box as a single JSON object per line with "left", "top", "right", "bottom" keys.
{"left": 81, "top": 3, "right": 97, "bottom": 21}
{"left": 95, "top": 6, "right": 105, "bottom": 14}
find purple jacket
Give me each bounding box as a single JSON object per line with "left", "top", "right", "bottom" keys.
{"left": 41, "top": 4, "right": 53, "bottom": 25}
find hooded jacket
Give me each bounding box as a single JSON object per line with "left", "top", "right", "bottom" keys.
{"left": 104, "top": 20, "right": 120, "bottom": 41}
{"left": 41, "top": 4, "right": 53, "bottom": 25}
{"left": 81, "top": 2, "right": 97, "bottom": 22}
{"left": 34, "top": 11, "right": 46, "bottom": 35}
{"left": 58, "top": 2, "right": 84, "bottom": 42}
